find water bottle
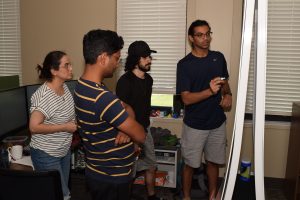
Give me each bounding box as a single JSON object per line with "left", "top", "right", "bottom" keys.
{"left": 240, "top": 160, "right": 251, "bottom": 182}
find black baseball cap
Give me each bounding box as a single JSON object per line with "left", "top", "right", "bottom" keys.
{"left": 128, "top": 41, "right": 157, "bottom": 57}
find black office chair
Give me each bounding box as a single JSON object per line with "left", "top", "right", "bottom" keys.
{"left": 0, "top": 168, "right": 63, "bottom": 200}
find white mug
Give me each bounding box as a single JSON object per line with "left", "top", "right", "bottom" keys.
{"left": 7, "top": 145, "right": 23, "bottom": 161}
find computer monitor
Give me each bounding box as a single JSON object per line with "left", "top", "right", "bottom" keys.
{"left": 150, "top": 94, "right": 173, "bottom": 116}
{"left": 25, "top": 84, "right": 41, "bottom": 112}
{"left": 150, "top": 94, "right": 184, "bottom": 114}
{"left": 151, "top": 94, "right": 173, "bottom": 108}
{"left": 0, "top": 87, "right": 28, "bottom": 139}
{"left": 65, "top": 79, "right": 77, "bottom": 96}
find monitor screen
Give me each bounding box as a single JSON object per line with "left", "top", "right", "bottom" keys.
{"left": 0, "top": 87, "right": 28, "bottom": 138}
{"left": 151, "top": 94, "right": 173, "bottom": 108}
{"left": 65, "top": 80, "right": 77, "bottom": 96}
{"left": 26, "top": 84, "right": 41, "bottom": 112}
{"left": 25, "top": 80, "right": 78, "bottom": 112}
{"left": 150, "top": 94, "right": 173, "bottom": 116}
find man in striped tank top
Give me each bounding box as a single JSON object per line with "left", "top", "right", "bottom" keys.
{"left": 74, "top": 29, "right": 146, "bottom": 200}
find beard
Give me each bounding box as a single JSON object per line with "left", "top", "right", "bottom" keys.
{"left": 138, "top": 63, "right": 151, "bottom": 72}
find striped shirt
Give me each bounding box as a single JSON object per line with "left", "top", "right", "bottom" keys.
{"left": 74, "top": 78, "right": 135, "bottom": 184}
{"left": 29, "top": 83, "right": 75, "bottom": 157}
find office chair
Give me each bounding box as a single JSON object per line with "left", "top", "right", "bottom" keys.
{"left": 0, "top": 168, "right": 63, "bottom": 200}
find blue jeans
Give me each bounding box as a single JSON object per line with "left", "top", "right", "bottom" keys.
{"left": 30, "top": 147, "right": 71, "bottom": 198}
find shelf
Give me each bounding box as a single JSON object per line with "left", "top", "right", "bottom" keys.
{"left": 134, "top": 147, "right": 179, "bottom": 188}
{"left": 155, "top": 146, "right": 178, "bottom": 152}
{"left": 155, "top": 149, "right": 176, "bottom": 165}
{"left": 155, "top": 147, "right": 179, "bottom": 188}
{"left": 150, "top": 117, "right": 183, "bottom": 121}
{"left": 156, "top": 157, "right": 175, "bottom": 165}
{"left": 157, "top": 164, "right": 176, "bottom": 188}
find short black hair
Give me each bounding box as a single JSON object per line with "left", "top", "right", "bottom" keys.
{"left": 36, "top": 50, "right": 66, "bottom": 81}
{"left": 188, "top": 20, "right": 211, "bottom": 36}
{"left": 83, "top": 29, "right": 124, "bottom": 65}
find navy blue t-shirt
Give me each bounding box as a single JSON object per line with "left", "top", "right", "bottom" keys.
{"left": 176, "top": 51, "right": 229, "bottom": 130}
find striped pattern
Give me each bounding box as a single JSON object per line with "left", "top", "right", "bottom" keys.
{"left": 74, "top": 78, "right": 135, "bottom": 183}
{"left": 29, "top": 83, "right": 75, "bottom": 157}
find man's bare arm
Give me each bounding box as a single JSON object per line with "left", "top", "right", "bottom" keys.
{"left": 117, "top": 117, "right": 146, "bottom": 144}
{"left": 120, "top": 101, "right": 135, "bottom": 119}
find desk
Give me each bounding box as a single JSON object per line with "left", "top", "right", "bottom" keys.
{"left": 10, "top": 155, "right": 34, "bottom": 170}
{"left": 10, "top": 162, "right": 33, "bottom": 171}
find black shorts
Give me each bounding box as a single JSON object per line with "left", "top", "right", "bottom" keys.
{"left": 86, "top": 177, "right": 131, "bottom": 200}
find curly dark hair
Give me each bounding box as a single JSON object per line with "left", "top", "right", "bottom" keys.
{"left": 124, "top": 54, "right": 140, "bottom": 72}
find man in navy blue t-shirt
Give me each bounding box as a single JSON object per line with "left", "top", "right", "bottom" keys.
{"left": 176, "top": 20, "right": 232, "bottom": 200}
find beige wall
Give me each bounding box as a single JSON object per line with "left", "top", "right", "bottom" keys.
{"left": 242, "top": 122, "right": 290, "bottom": 178}
{"left": 187, "top": 0, "right": 234, "bottom": 68}
{"left": 20, "top": 0, "right": 290, "bottom": 178}
{"left": 20, "top": 0, "right": 117, "bottom": 89}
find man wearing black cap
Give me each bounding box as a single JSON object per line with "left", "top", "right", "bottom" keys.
{"left": 116, "top": 41, "right": 159, "bottom": 200}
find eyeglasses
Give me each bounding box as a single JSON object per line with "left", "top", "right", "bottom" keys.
{"left": 193, "top": 31, "right": 213, "bottom": 39}
{"left": 60, "top": 62, "right": 72, "bottom": 70}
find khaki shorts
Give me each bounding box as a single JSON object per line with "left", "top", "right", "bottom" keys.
{"left": 132, "top": 129, "right": 156, "bottom": 177}
{"left": 181, "top": 122, "right": 226, "bottom": 168}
